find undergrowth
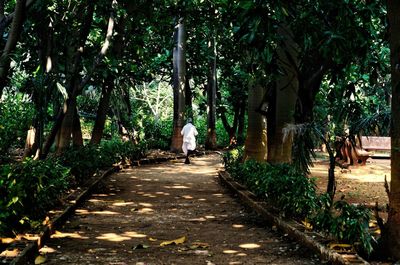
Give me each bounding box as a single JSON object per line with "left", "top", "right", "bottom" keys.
{"left": 223, "top": 147, "right": 373, "bottom": 255}
{"left": 0, "top": 139, "right": 147, "bottom": 236}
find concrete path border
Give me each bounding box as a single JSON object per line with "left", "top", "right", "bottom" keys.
{"left": 218, "top": 170, "right": 370, "bottom": 265}
{"left": 8, "top": 153, "right": 194, "bottom": 265}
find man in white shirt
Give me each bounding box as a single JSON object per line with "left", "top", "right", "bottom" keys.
{"left": 181, "top": 118, "right": 198, "bottom": 164}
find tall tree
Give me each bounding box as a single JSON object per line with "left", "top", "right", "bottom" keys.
{"left": 267, "top": 25, "right": 299, "bottom": 164}
{"left": 383, "top": 0, "right": 400, "bottom": 259}
{"left": 55, "top": 1, "right": 95, "bottom": 153}
{"left": 244, "top": 82, "right": 267, "bottom": 161}
{"left": 0, "top": 0, "right": 28, "bottom": 99}
{"left": 170, "top": 18, "right": 186, "bottom": 153}
{"left": 91, "top": 10, "right": 127, "bottom": 145}
{"left": 205, "top": 35, "right": 217, "bottom": 150}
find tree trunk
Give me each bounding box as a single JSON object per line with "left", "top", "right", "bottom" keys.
{"left": 23, "top": 126, "right": 37, "bottom": 158}
{"left": 54, "top": 2, "right": 95, "bottom": 153}
{"left": 185, "top": 72, "right": 193, "bottom": 120}
{"left": 383, "top": 0, "right": 400, "bottom": 259}
{"left": 24, "top": 8, "right": 52, "bottom": 160}
{"left": 90, "top": 76, "right": 114, "bottom": 144}
{"left": 56, "top": 98, "right": 76, "bottom": 153}
{"left": 72, "top": 107, "right": 83, "bottom": 147}
{"left": 205, "top": 36, "right": 217, "bottom": 150}
{"left": 244, "top": 83, "right": 267, "bottom": 161}
{"left": 170, "top": 18, "right": 186, "bottom": 153}
{"left": 55, "top": 1, "right": 117, "bottom": 153}
{"left": 41, "top": 109, "right": 64, "bottom": 158}
{"left": 267, "top": 25, "right": 299, "bottom": 164}
{"left": 0, "top": 0, "right": 26, "bottom": 99}
{"left": 237, "top": 100, "right": 246, "bottom": 145}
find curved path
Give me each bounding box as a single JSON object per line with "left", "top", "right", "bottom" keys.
{"left": 37, "top": 154, "right": 320, "bottom": 264}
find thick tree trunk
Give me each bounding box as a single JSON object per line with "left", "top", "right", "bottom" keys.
{"left": 56, "top": 98, "right": 76, "bottom": 153}
{"left": 23, "top": 126, "right": 37, "bottom": 158}
{"left": 267, "top": 25, "right": 299, "bottom": 164}
{"left": 90, "top": 15, "right": 127, "bottom": 144}
{"left": 383, "top": 0, "right": 400, "bottom": 259}
{"left": 54, "top": 3, "right": 95, "bottom": 153}
{"left": 41, "top": 109, "right": 64, "bottom": 158}
{"left": 90, "top": 76, "right": 113, "bottom": 144}
{"left": 0, "top": 0, "right": 26, "bottom": 99}
{"left": 72, "top": 107, "right": 83, "bottom": 147}
{"left": 170, "top": 18, "right": 186, "bottom": 153}
{"left": 296, "top": 64, "right": 326, "bottom": 123}
{"left": 205, "top": 36, "right": 217, "bottom": 150}
{"left": 55, "top": 1, "right": 116, "bottom": 153}
{"left": 244, "top": 83, "right": 267, "bottom": 161}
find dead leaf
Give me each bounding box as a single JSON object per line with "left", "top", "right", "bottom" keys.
{"left": 189, "top": 242, "right": 209, "bottom": 249}
{"left": 35, "top": 255, "right": 47, "bottom": 264}
{"left": 301, "top": 220, "right": 313, "bottom": 230}
{"left": 160, "top": 236, "right": 186, "bottom": 246}
{"left": 148, "top": 237, "right": 157, "bottom": 242}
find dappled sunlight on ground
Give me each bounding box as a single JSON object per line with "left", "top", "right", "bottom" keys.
{"left": 239, "top": 243, "right": 261, "bottom": 249}
{"left": 95, "top": 231, "right": 147, "bottom": 242}
{"left": 311, "top": 155, "right": 390, "bottom": 207}
{"left": 52, "top": 231, "right": 89, "bottom": 239}
{"left": 39, "top": 154, "right": 318, "bottom": 265}
{"left": 0, "top": 248, "right": 19, "bottom": 258}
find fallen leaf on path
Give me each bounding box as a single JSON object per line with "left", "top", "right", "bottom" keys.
{"left": 160, "top": 236, "right": 186, "bottom": 246}
{"left": 189, "top": 242, "right": 209, "bottom": 249}
{"left": 34, "top": 255, "right": 47, "bottom": 264}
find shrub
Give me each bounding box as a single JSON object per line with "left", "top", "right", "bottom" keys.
{"left": 0, "top": 95, "right": 34, "bottom": 161}
{"left": 60, "top": 139, "right": 148, "bottom": 184}
{"left": 223, "top": 147, "right": 373, "bottom": 254}
{"left": 143, "top": 118, "right": 172, "bottom": 150}
{"left": 0, "top": 158, "right": 70, "bottom": 235}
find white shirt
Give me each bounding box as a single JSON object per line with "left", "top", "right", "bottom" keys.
{"left": 181, "top": 123, "right": 198, "bottom": 148}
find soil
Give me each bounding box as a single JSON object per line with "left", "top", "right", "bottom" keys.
{"left": 35, "top": 154, "right": 321, "bottom": 265}
{"left": 310, "top": 155, "right": 390, "bottom": 211}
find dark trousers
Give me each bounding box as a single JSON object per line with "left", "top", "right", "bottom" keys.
{"left": 184, "top": 150, "right": 195, "bottom": 164}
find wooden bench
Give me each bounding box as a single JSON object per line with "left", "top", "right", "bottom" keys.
{"left": 360, "top": 136, "right": 390, "bottom": 158}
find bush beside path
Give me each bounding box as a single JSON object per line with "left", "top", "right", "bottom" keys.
{"left": 35, "top": 154, "right": 320, "bottom": 265}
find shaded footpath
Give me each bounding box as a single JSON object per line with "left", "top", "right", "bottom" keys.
{"left": 33, "top": 154, "right": 321, "bottom": 264}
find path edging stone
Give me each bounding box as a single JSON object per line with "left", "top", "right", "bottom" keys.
{"left": 7, "top": 151, "right": 209, "bottom": 264}
{"left": 10, "top": 166, "right": 118, "bottom": 265}
{"left": 218, "top": 170, "right": 370, "bottom": 265}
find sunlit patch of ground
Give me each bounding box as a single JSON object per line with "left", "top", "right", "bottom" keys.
{"left": 310, "top": 154, "right": 390, "bottom": 208}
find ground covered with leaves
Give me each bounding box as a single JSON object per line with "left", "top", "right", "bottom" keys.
{"left": 34, "top": 154, "right": 320, "bottom": 265}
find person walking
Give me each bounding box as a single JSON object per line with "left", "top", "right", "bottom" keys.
{"left": 181, "top": 118, "right": 198, "bottom": 164}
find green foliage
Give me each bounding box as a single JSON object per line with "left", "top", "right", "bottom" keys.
{"left": 312, "top": 197, "right": 373, "bottom": 254}
{"left": 223, "top": 148, "right": 373, "bottom": 254}
{"left": 0, "top": 158, "right": 70, "bottom": 235}
{"left": 0, "top": 95, "right": 34, "bottom": 160}
{"left": 60, "top": 139, "right": 147, "bottom": 184}
{"left": 142, "top": 118, "right": 172, "bottom": 150}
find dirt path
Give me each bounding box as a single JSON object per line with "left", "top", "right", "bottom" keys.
{"left": 37, "top": 154, "right": 320, "bottom": 265}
